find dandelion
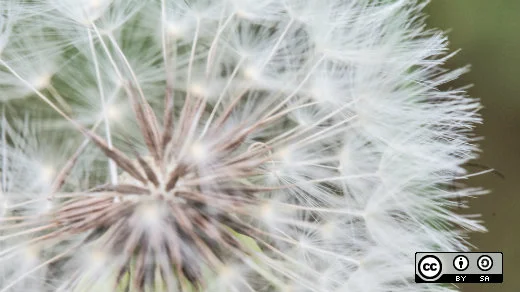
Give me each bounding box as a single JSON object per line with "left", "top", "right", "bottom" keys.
{"left": 0, "top": 1, "right": 485, "bottom": 291}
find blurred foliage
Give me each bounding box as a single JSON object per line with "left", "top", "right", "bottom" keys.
{"left": 427, "top": 1, "right": 520, "bottom": 291}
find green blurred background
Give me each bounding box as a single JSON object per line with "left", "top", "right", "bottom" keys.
{"left": 427, "top": 1, "right": 519, "bottom": 291}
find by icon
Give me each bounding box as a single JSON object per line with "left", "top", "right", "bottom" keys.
{"left": 477, "top": 255, "right": 493, "bottom": 271}
{"left": 453, "top": 255, "right": 469, "bottom": 271}
{"left": 418, "top": 255, "right": 442, "bottom": 280}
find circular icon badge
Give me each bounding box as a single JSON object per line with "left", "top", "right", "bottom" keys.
{"left": 477, "top": 255, "right": 493, "bottom": 271}
{"left": 453, "top": 255, "right": 469, "bottom": 271}
{"left": 418, "top": 255, "right": 442, "bottom": 280}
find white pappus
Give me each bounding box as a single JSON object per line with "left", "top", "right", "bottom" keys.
{"left": 0, "top": 1, "right": 486, "bottom": 292}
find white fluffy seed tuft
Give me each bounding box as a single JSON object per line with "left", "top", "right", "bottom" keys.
{"left": 0, "top": 1, "right": 485, "bottom": 292}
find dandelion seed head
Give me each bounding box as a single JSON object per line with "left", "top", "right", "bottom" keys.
{"left": 0, "top": 1, "right": 486, "bottom": 291}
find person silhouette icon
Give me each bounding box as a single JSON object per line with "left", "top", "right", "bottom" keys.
{"left": 453, "top": 255, "right": 469, "bottom": 271}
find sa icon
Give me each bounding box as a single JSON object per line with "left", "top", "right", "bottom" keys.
{"left": 418, "top": 255, "right": 443, "bottom": 280}
{"left": 477, "top": 255, "right": 493, "bottom": 271}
